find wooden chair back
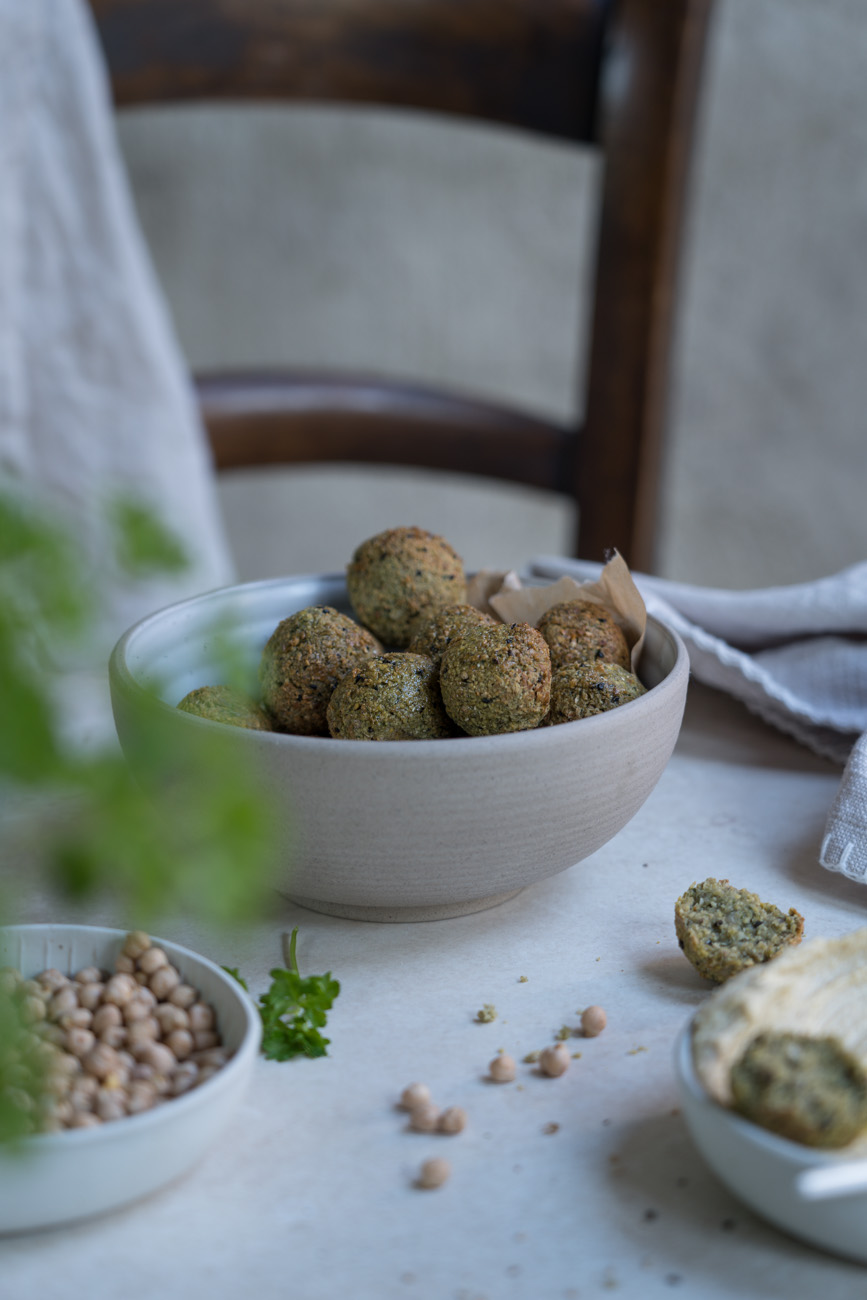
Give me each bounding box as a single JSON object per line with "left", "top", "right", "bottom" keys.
{"left": 89, "top": 0, "right": 714, "bottom": 570}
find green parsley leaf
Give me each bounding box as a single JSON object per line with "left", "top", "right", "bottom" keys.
{"left": 229, "top": 929, "right": 340, "bottom": 1061}
{"left": 222, "top": 966, "right": 249, "bottom": 991}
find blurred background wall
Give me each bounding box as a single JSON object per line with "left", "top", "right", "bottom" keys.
{"left": 115, "top": 0, "right": 867, "bottom": 589}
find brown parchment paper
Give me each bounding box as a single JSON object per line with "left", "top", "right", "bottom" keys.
{"left": 467, "top": 551, "right": 647, "bottom": 672}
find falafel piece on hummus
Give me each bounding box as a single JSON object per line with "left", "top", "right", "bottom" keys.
{"left": 326, "top": 653, "right": 453, "bottom": 740}
{"left": 730, "top": 1031, "right": 867, "bottom": 1148}
{"left": 407, "top": 603, "right": 497, "bottom": 669}
{"left": 439, "top": 622, "right": 551, "bottom": 736}
{"left": 545, "top": 661, "right": 646, "bottom": 725}
{"left": 537, "top": 599, "right": 631, "bottom": 671}
{"left": 177, "top": 684, "right": 275, "bottom": 731}
{"left": 259, "top": 605, "right": 381, "bottom": 735}
{"left": 346, "top": 526, "right": 467, "bottom": 647}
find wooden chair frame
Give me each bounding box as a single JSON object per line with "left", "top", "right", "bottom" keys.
{"left": 90, "top": 0, "right": 714, "bottom": 571}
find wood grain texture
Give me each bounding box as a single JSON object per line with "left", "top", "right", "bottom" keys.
{"left": 89, "top": 0, "right": 715, "bottom": 569}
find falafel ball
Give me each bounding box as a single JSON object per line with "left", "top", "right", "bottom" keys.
{"left": 537, "top": 599, "right": 631, "bottom": 671}
{"left": 545, "top": 661, "right": 646, "bottom": 725}
{"left": 407, "top": 603, "right": 497, "bottom": 668}
{"left": 177, "top": 684, "right": 275, "bottom": 731}
{"left": 326, "top": 653, "right": 453, "bottom": 740}
{"left": 259, "top": 605, "right": 381, "bottom": 735}
{"left": 439, "top": 622, "right": 551, "bottom": 736}
{"left": 346, "top": 526, "right": 467, "bottom": 647}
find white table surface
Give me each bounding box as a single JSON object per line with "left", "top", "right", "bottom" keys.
{"left": 3, "top": 681, "right": 867, "bottom": 1299}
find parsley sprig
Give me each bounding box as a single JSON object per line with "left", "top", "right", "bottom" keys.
{"left": 225, "top": 929, "right": 340, "bottom": 1061}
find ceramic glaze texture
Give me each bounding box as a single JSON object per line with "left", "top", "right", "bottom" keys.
{"left": 109, "top": 575, "right": 689, "bottom": 921}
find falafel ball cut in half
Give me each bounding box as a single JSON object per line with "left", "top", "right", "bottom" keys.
{"left": 326, "top": 652, "right": 453, "bottom": 740}
{"left": 177, "top": 684, "right": 275, "bottom": 731}
{"left": 259, "top": 605, "right": 381, "bottom": 735}
{"left": 675, "top": 877, "right": 805, "bottom": 984}
{"left": 346, "top": 526, "right": 467, "bottom": 647}
{"left": 407, "top": 603, "right": 498, "bottom": 668}
{"left": 545, "top": 661, "right": 645, "bottom": 724}
{"left": 730, "top": 1031, "right": 867, "bottom": 1148}
{"left": 439, "top": 622, "right": 551, "bottom": 736}
{"left": 537, "top": 598, "right": 631, "bottom": 671}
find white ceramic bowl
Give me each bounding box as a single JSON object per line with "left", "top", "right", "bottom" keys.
{"left": 109, "top": 573, "right": 689, "bottom": 922}
{"left": 0, "top": 925, "right": 260, "bottom": 1234}
{"left": 674, "top": 1023, "right": 867, "bottom": 1263}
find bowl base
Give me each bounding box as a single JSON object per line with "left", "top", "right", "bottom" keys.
{"left": 285, "top": 888, "right": 525, "bottom": 923}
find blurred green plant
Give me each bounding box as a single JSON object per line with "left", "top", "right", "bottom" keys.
{"left": 0, "top": 490, "right": 279, "bottom": 1141}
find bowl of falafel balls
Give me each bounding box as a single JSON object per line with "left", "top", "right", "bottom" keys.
{"left": 109, "top": 527, "right": 689, "bottom": 921}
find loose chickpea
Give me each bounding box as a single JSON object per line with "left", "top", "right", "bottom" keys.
{"left": 127, "top": 1081, "right": 157, "bottom": 1114}
{"left": 149, "top": 964, "right": 181, "bottom": 1000}
{"left": 122, "top": 931, "right": 151, "bottom": 961}
{"left": 69, "top": 1112, "right": 101, "bottom": 1128}
{"left": 134, "top": 971, "right": 150, "bottom": 986}
{"left": 103, "top": 973, "right": 138, "bottom": 1007}
{"left": 116, "top": 953, "right": 138, "bottom": 974}
{"left": 488, "top": 1053, "right": 516, "bottom": 1083}
{"left": 70, "top": 1074, "right": 98, "bottom": 1103}
{"left": 19, "top": 995, "right": 46, "bottom": 1024}
{"left": 137, "top": 946, "right": 168, "bottom": 976}
{"left": 47, "top": 986, "right": 79, "bottom": 1021}
{"left": 188, "top": 1002, "right": 215, "bottom": 1032}
{"left": 193, "top": 1047, "right": 229, "bottom": 1069}
{"left": 134, "top": 1041, "right": 176, "bottom": 1075}
{"left": 192, "top": 1030, "right": 218, "bottom": 1052}
{"left": 0, "top": 967, "right": 20, "bottom": 994}
{"left": 37, "top": 969, "right": 70, "bottom": 993}
{"left": 60, "top": 1007, "right": 93, "bottom": 1030}
{"left": 126, "top": 1019, "right": 161, "bottom": 1052}
{"left": 77, "top": 982, "right": 105, "bottom": 1011}
{"left": 171, "top": 1062, "right": 199, "bottom": 1095}
{"left": 409, "top": 1101, "right": 441, "bottom": 1132}
{"left": 155, "top": 1004, "right": 189, "bottom": 1035}
{"left": 65, "top": 1027, "right": 96, "bottom": 1058}
{"left": 581, "top": 1005, "right": 607, "bottom": 1038}
{"left": 101, "top": 1025, "right": 127, "bottom": 1049}
{"left": 539, "top": 1044, "right": 571, "bottom": 1078}
{"left": 35, "top": 1022, "right": 66, "bottom": 1046}
{"left": 96, "top": 1089, "right": 127, "bottom": 1123}
{"left": 399, "top": 1082, "right": 431, "bottom": 1111}
{"left": 82, "top": 1043, "right": 122, "bottom": 1081}
{"left": 438, "top": 1106, "right": 468, "bottom": 1135}
{"left": 74, "top": 966, "right": 102, "bottom": 985}
{"left": 166, "top": 1028, "right": 194, "bottom": 1060}
{"left": 92, "top": 1003, "right": 122, "bottom": 1037}
{"left": 123, "top": 996, "right": 154, "bottom": 1025}
{"left": 168, "top": 983, "right": 198, "bottom": 1010}
{"left": 18, "top": 979, "right": 42, "bottom": 998}
{"left": 418, "top": 1157, "right": 451, "bottom": 1189}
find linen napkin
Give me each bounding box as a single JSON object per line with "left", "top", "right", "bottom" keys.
{"left": 0, "top": 0, "right": 235, "bottom": 670}
{"left": 528, "top": 555, "right": 867, "bottom": 884}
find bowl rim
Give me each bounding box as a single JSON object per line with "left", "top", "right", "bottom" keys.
{"left": 673, "top": 1020, "right": 857, "bottom": 1172}
{"left": 0, "top": 923, "right": 261, "bottom": 1151}
{"left": 108, "top": 573, "right": 690, "bottom": 755}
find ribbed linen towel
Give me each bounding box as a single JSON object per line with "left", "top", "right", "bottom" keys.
{"left": 529, "top": 556, "right": 867, "bottom": 885}
{"left": 0, "top": 0, "right": 235, "bottom": 664}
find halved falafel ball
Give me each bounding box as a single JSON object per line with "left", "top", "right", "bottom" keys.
{"left": 537, "top": 599, "right": 630, "bottom": 671}
{"left": 346, "top": 526, "right": 467, "bottom": 647}
{"left": 177, "top": 684, "right": 275, "bottom": 731}
{"left": 545, "top": 661, "right": 646, "bottom": 724}
{"left": 439, "top": 622, "right": 551, "bottom": 736}
{"left": 407, "top": 603, "right": 497, "bottom": 668}
{"left": 326, "top": 653, "right": 453, "bottom": 740}
{"left": 259, "top": 605, "right": 381, "bottom": 735}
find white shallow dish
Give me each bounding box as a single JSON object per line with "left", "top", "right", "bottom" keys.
{"left": 0, "top": 925, "right": 260, "bottom": 1234}
{"left": 674, "top": 1024, "right": 867, "bottom": 1264}
{"left": 109, "top": 572, "right": 689, "bottom": 922}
